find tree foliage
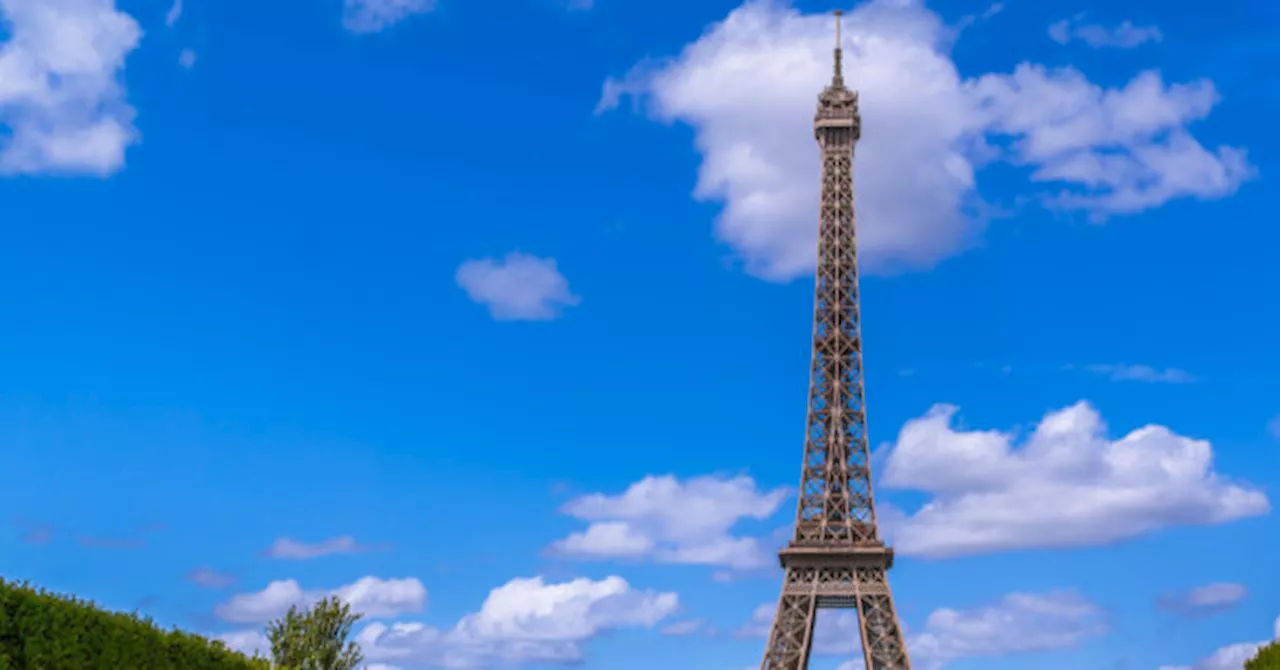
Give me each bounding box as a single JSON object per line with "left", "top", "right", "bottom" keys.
{"left": 1248, "top": 641, "right": 1280, "bottom": 670}
{"left": 265, "top": 596, "right": 364, "bottom": 670}
{"left": 0, "top": 577, "right": 269, "bottom": 670}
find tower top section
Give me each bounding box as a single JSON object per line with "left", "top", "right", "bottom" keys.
{"left": 814, "top": 9, "right": 860, "bottom": 140}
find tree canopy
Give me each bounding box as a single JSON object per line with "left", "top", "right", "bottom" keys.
{"left": 265, "top": 596, "right": 364, "bottom": 670}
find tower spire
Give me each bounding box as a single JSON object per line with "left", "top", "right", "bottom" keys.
{"left": 832, "top": 9, "right": 844, "bottom": 87}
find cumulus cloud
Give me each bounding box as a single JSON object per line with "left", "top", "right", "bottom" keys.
{"left": 1048, "top": 16, "right": 1163, "bottom": 49}
{"left": 264, "top": 535, "right": 383, "bottom": 559}
{"left": 357, "top": 576, "right": 678, "bottom": 668}
{"left": 342, "top": 0, "right": 436, "bottom": 34}
{"left": 0, "top": 0, "right": 143, "bottom": 176}
{"left": 879, "top": 401, "right": 1269, "bottom": 557}
{"left": 1157, "top": 582, "right": 1247, "bottom": 618}
{"left": 548, "top": 474, "right": 789, "bottom": 570}
{"left": 1159, "top": 615, "right": 1280, "bottom": 670}
{"left": 598, "top": 0, "right": 1251, "bottom": 280}
{"left": 740, "top": 590, "right": 1105, "bottom": 670}
{"left": 1086, "top": 363, "right": 1195, "bottom": 383}
{"left": 178, "top": 48, "right": 196, "bottom": 69}
{"left": 456, "top": 252, "right": 581, "bottom": 322}
{"left": 214, "top": 576, "right": 426, "bottom": 624}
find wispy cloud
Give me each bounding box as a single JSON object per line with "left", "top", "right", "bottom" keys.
{"left": 165, "top": 0, "right": 183, "bottom": 27}
{"left": 342, "top": 0, "right": 437, "bottom": 34}
{"left": 1086, "top": 364, "right": 1195, "bottom": 384}
{"left": 1049, "top": 16, "right": 1163, "bottom": 49}
{"left": 11, "top": 518, "right": 53, "bottom": 545}
{"left": 1156, "top": 582, "right": 1247, "bottom": 618}
{"left": 188, "top": 567, "right": 239, "bottom": 589}
{"left": 77, "top": 523, "right": 166, "bottom": 549}
{"left": 263, "top": 535, "right": 387, "bottom": 560}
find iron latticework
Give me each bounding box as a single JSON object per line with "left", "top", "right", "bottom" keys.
{"left": 758, "top": 11, "right": 912, "bottom": 670}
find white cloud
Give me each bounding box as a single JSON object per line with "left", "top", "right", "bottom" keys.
{"left": 1159, "top": 615, "right": 1280, "bottom": 670}
{"left": 0, "top": 0, "right": 143, "bottom": 176}
{"left": 358, "top": 575, "right": 678, "bottom": 668}
{"left": 598, "top": 0, "right": 1251, "bottom": 281}
{"left": 660, "top": 618, "right": 706, "bottom": 636}
{"left": 217, "top": 629, "right": 270, "bottom": 658}
{"left": 264, "top": 535, "right": 380, "bottom": 559}
{"left": 740, "top": 590, "right": 1104, "bottom": 670}
{"left": 1048, "top": 17, "right": 1163, "bottom": 49}
{"left": 880, "top": 401, "right": 1269, "bottom": 557}
{"left": 456, "top": 253, "right": 581, "bottom": 321}
{"left": 1087, "top": 363, "right": 1195, "bottom": 383}
{"left": 548, "top": 474, "right": 789, "bottom": 570}
{"left": 1268, "top": 414, "right": 1280, "bottom": 439}
{"left": 178, "top": 48, "right": 196, "bottom": 69}
{"left": 164, "top": 0, "right": 181, "bottom": 27}
{"left": 214, "top": 576, "right": 427, "bottom": 624}
{"left": 1157, "top": 582, "right": 1247, "bottom": 617}
{"left": 342, "top": 0, "right": 436, "bottom": 34}
{"left": 187, "top": 566, "right": 237, "bottom": 589}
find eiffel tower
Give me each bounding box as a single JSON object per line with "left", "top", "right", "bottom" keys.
{"left": 758, "top": 10, "right": 912, "bottom": 670}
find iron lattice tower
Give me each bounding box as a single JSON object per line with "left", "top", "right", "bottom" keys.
{"left": 758, "top": 11, "right": 912, "bottom": 670}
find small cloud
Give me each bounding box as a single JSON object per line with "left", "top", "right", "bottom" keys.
{"left": 264, "top": 535, "right": 385, "bottom": 560}
{"left": 1157, "top": 582, "right": 1247, "bottom": 618}
{"left": 343, "top": 0, "right": 437, "bottom": 34}
{"left": 77, "top": 523, "right": 165, "bottom": 549}
{"left": 548, "top": 474, "right": 789, "bottom": 571}
{"left": 78, "top": 536, "right": 143, "bottom": 549}
{"left": 23, "top": 527, "right": 52, "bottom": 544}
{"left": 456, "top": 252, "right": 580, "bottom": 321}
{"left": 12, "top": 518, "right": 53, "bottom": 545}
{"left": 954, "top": 1, "right": 1004, "bottom": 33}
{"left": 1086, "top": 364, "right": 1195, "bottom": 384}
{"left": 165, "top": 0, "right": 183, "bottom": 27}
{"left": 178, "top": 49, "right": 197, "bottom": 69}
{"left": 1049, "top": 17, "right": 1163, "bottom": 49}
{"left": 661, "top": 618, "right": 706, "bottom": 636}
{"left": 188, "top": 567, "right": 238, "bottom": 589}
{"left": 215, "top": 576, "right": 427, "bottom": 624}
{"left": 1267, "top": 414, "right": 1280, "bottom": 439}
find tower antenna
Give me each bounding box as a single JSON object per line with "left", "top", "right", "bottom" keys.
{"left": 832, "top": 9, "right": 844, "bottom": 85}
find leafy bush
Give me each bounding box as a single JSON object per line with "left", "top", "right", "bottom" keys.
{"left": 1248, "top": 641, "right": 1280, "bottom": 670}
{"left": 0, "top": 578, "right": 269, "bottom": 670}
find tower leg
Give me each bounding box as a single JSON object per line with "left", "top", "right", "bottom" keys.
{"left": 761, "top": 584, "right": 817, "bottom": 670}
{"left": 760, "top": 564, "right": 911, "bottom": 670}
{"left": 857, "top": 590, "right": 911, "bottom": 670}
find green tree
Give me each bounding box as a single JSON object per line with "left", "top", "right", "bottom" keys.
{"left": 265, "top": 596, "right": 364, "bottom": 670}
{"left": 1248, "top": 641, "right": 1280, "bottom": 670}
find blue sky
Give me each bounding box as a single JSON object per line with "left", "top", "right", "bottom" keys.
{"left": 1, "top": 0, "right": 1278, "bottom": 669}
